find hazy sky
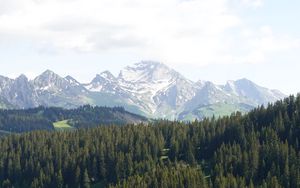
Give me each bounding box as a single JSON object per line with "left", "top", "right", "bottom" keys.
{"left": 0, "top": 0, "right": 299, "bottom": 94}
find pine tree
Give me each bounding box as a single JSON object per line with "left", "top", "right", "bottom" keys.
{"left": 249, "top": 179, "right": 254, "bottom": 188}
{"left": 56, "top": 170, "right": 64, "bottom": 188}
{"left": 83, "top": 169, "right": 90, "bottom": 188}
{"left": 75, "top": 166, "right": 81, "bottom": 187}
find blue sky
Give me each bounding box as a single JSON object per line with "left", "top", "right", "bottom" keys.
{"left": 0, "top": 0, "right": 299, "bottom": 94}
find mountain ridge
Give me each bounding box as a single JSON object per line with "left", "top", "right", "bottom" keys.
{"left": 0, "top": 61, "right": 286, "bottom": 120}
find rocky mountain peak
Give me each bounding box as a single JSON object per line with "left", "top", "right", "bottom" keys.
{"left": 234, "top": 78, "right": 257, "bottom": 87}
{"left": 34, "top": 69, "right": 61, "bottom": 81}
{"left": 15, "top": 74, "right": 28, "bottom": 82}
{"left": 0, "top": 61, "right": 287, "bottom": 120}
{"left": 99, "top": 71, "right": 116, "bottom": 81}
{"left": 65, "top": 75, "right": 81, "bottom": 87}
{"left": 40, "top": 69, "right": 58, "bottom": 77}
{"left": 91, "top": 71, "right": 116, "bottom": 85}
{"left": 33, "top": 70, "right": 65, "bottom": 88}
{"left": 118, "top": 61, "right": 180, "bottom": 83}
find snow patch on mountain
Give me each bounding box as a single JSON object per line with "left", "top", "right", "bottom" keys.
{"left": 0, "top": 61, "right": 287, "bottom": 120}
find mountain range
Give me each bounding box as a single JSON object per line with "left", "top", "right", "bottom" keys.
{"left": 0, "top": 61, "right": 286, "bottom": 120}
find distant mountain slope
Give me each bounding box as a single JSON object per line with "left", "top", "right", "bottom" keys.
{"left": 85, "top": 61, "right": 286, "bottom": 120}
{"left": 0, "top": 105, "right": 147, "bottom": 133}
{"left": 0, "top": 61, "right": 286, "bottom": 120}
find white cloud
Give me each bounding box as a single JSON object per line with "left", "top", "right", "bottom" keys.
{"left": 0, "top": 0, "right": 299, "bottom": 68}
{"left": 234, "top": 26, "right": 300, "bottom": 64}
{"left": 242, "top": 0, "right": 264, "bottom": 8}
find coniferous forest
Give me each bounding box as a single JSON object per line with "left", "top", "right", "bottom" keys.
{"left": 0, "top": 105, "right": 146, "bottom": 133}
{"left": 0, "top": 95, "right": 299, "bottom": 188}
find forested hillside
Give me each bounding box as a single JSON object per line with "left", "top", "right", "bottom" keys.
{"left": 0, "top": 96, "right": 299, "bottom": 187}
{"left": 0, "top": 105, "right": 147, "bottom": 133}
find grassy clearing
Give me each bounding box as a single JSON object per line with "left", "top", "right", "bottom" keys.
{"left": 196, "top": 103, "right": 250, "bottom": 118}
{"left": 53, "top": 120, "right": 74, "bottom": 131}
{"left": 160, "top": 156, "right": 169, "bottom": 160}
{"left": 160, "top": 148, "right": 170, "bottom": 160}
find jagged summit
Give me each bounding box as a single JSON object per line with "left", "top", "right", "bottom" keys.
{"left": 16, "top": 74, "right": 28, "bottom": 81}
{"left": 34, "top": 70, "right": 63, "bottom": 86}
{"left": 0, "top": 61, "right": 287, "bottom": 120}
{"left": 65, "top": 75, "right": 81, "bottom": 86}
{"left": 99, "top": 71, "right": 116, "bottom": 81}
{"left": 65, "top": 75, "right": 75, "bottom": 80}
{"left": 131, "top": 61, "right": 164, "bottom": 69}
{"left": 38, "top": 69, "right": 59, "bottom": 77}
{"left": 118, "top": 61, "right": 180, "bottom": 83}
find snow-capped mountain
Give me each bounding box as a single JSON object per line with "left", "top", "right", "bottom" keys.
{"left": 223, "top": 78, "right": 284, "bottom": 105}
{"left": 0, "top": 61, "right": 286, "bottom": 120}
{"left": 85, "top": 71, "right": 120, "bottom": 93}
{"left": 85, "top": 61, "right": 286, "bottom": 119}
{"left": 117, "top": 61, "right": 197, "bottom": 116}
{"left": 32, "top": 70, "right": 88, "bottom": 108}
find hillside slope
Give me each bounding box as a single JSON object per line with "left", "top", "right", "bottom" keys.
{"left": 0, "top": 105, "right": 147, "bottom": 133}
{"left": 0, "top": 95, "right": 298, "bottom": 187}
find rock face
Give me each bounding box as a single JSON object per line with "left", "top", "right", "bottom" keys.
{"left": 0, "top": 61, "right": 286, "bottom": 120}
